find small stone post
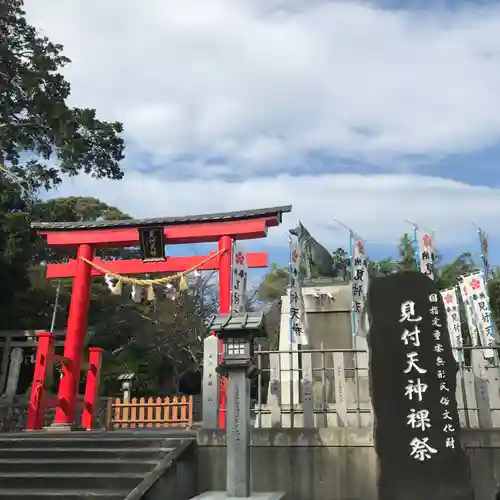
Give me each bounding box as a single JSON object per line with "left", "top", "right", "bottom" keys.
{"left": 225, "top": 363, "right": 252, "bottom": 497}
{"left": 0, "top": 334, "right": 12, "bottom": 395}
{"left": 202, "top": 335, "right": 220, "bottom": 429}
{"left": 2, "top": 348, "right": 23, "bottom": 403}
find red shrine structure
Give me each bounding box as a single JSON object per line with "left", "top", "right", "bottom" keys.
{"left": 28, "top": 205, "right": 291, "bottom": 430}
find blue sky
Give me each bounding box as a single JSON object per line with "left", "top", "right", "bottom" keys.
{"left": 374, "top": 0, "right": 497, "bottom": 10}
{"left": 25, "top": 0, "right": 500, "bottom": 283}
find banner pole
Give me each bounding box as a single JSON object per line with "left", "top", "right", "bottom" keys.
{"left": 473, "top": 225, "right": 496, "bottom": 343}
{"left": 287, "top": 232, "right": 294, "bottom": 346}
{"left": 404, "top": 220, "right": 419, "bottom": 270}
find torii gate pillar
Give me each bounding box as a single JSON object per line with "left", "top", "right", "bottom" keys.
{"left": 217, "top": 235, "right": 232, "bottom": 428}
{"left": 53, "top": 244, "right": 94, "bottom": 428}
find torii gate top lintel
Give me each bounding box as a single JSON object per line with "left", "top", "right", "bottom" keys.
{"left": 32, "top": 205, "right": 292, "bottom": 247}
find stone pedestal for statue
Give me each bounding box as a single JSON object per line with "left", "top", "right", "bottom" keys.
{"left": 260, "top": 279, "right": 372, "bottom": 428}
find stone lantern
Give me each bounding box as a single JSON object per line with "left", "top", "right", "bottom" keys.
{"left": 192, "top": 312, "right": 285, "bottom": 500}
{"left": 117, "top": 372, "right": 135, "bottom": 402}
{"left": 215, "top": 313, "right": 262, "bottom": 375}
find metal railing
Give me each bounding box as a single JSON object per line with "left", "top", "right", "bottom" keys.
{"left": 252, "top": 345, "right": 500, "bottom": 429}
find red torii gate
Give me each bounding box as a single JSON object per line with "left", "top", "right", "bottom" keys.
{"left": 31, "top": 205, "right": 291, "bottom": 429}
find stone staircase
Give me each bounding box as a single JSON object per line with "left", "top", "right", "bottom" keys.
{"left": 0, "top": 430, "right": 196, "bottom": 499}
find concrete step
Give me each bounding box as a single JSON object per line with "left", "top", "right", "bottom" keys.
{"left": 0, "top": 447, "right": 174, "bottom": 460}
{"left": 0, "top": 433, "right": 195, "bottom": 498}
{"left": 0, "top": 437, "right": 182, "bottom": 449}
{"left": 0, "top": 459, "right": 158, "bottom": 474}
{"left": 0, "top": 472, "right": 144, "bottom": 491}
{"left": 0, "top": 489, "right": 130, "bottom": 499}
{"left": 7, "top": 429, "right": 197, "bottom": 439}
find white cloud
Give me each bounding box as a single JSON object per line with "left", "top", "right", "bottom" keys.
{"left": 20, "top": 0, "right": 500, "bottom": 260}
{"left": 24, "top": 0, "right": 500, "bottom": 175}
{"left": 48, "top": 172, "right": 500, "bottom": 250}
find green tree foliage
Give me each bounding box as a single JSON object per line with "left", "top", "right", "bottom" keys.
{"left": 0, "top": 196, "right": 132, "bottom": 329}
{"left": 91, "top": 278, "right": 218, "bottom": 396}
{"left": 332, "top": 247, "right": 349, "bottom": 280}
{"left": 435, "top": 252, "right": 475, "bottom": 289}
{"left": 257, "top": 263, "right": 289, "bottom": 303}
{"left": 0, "top": 178, "right": 34, "bottom": 326}
{"left": 368, "top": 257, "right": 399, "bottom": 277}
{"left": 34, "top": 196, "right": 131, "bottom": 223}
{"left": 398, "top": 233, "right": 418, "bottom": 272}
{"left": 488, "top": 270, "right": 500, "bottom": 334}
{"left": 0, "top": 1, "right": 125, "bottom": 327}
{"left": 32, "top": 196, "right": 133, "bottom": 263}
{"left": 1, "top": 0, "right": 125, "bottom": 190}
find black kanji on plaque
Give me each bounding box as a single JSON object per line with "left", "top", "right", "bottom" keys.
{"left": 138, "top": 227, "right": 165, "bottom": 262}
{"left": 367, "top": 271, "right": 474, "bottom": 500}
{"left": 354, "top": 268, "right": 364, "bottom": 281}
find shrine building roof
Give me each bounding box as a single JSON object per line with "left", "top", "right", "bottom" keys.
{"left": 32, "top": 205, "right": 292, "bottom": 231}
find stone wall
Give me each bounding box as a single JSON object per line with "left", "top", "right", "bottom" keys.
{"left": 197, "top": 428, "right": 500, "bottom": 500}
{"left": 127, "top": 440, "right": 198, "bottom": 500}
{"left": 0, "top": 397, "right": 109, "bottom": 431}
{"left": 0, "top": 400, "right": 29, "bottom": 432}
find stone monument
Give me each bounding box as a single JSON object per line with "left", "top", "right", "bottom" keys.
{"left": 367, "top": 271, "right": 474, "bottom": 500}
{"left": 192, "top": 312, "right": 286, "bottom": 500}
{"left": 260, "top": 279, "right": 371, "bottom": 427}
{"left": 254, "top": 224, "right": 371, "bottom": 428}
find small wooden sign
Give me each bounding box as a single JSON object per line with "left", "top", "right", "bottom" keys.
{"left": 138, "top": 227, "right": 165, "bottom": 262}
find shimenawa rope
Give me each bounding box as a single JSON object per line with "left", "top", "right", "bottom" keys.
{"left": 79, "top": 248, "right": 226, "bottom": 298}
